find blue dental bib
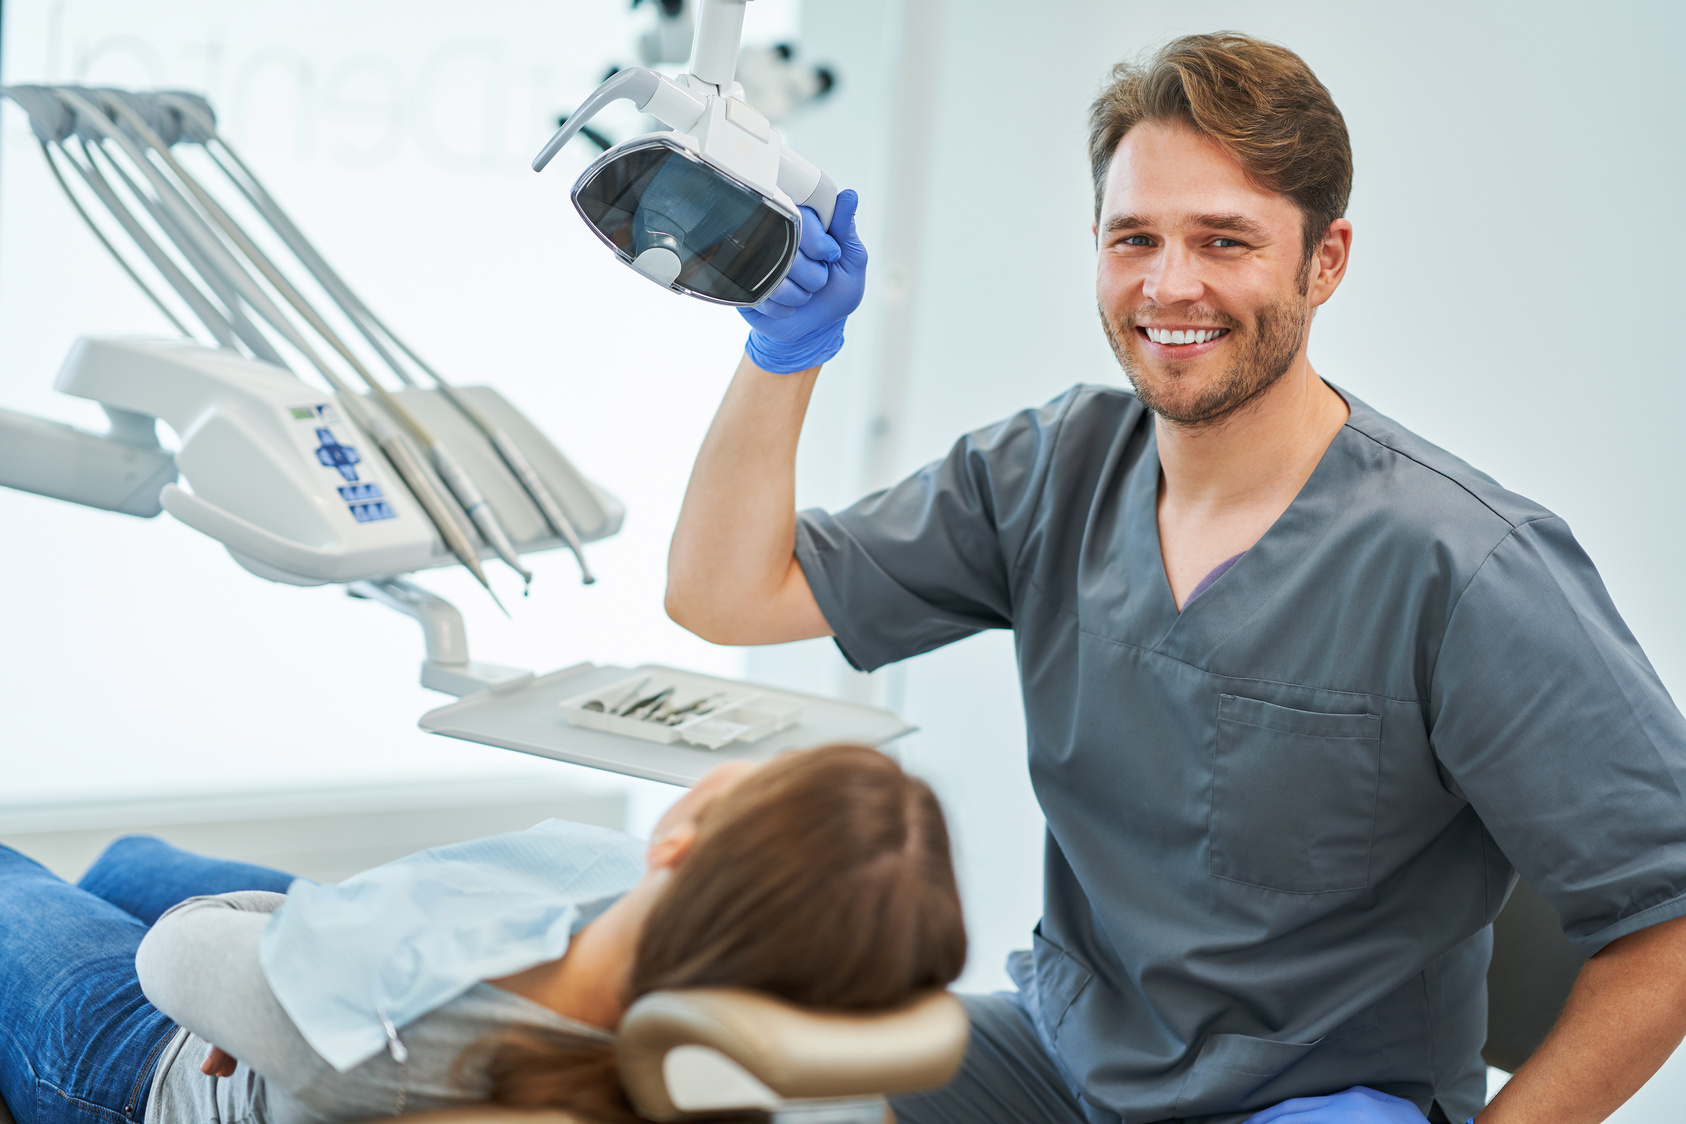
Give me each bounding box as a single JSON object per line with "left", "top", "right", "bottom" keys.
{"left": 259, "top": 818, "right": 646, "bottom": 1071}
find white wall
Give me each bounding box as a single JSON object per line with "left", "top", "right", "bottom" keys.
{"left": 778, "top": 0, "right": 1686, "bottom": 1116}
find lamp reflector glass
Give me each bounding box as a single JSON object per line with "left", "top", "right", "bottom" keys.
{"left": 571, "top": 138, "right": 798, "bottom": 306}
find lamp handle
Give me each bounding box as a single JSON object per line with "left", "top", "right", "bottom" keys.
{"left": 777, "top": 148, "right": 839, "bottom": 230}
{"left": 533, "top": 68, "right": 709, "bottom": 172}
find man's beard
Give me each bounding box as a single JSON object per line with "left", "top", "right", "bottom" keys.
{"left": 1100, "top": 296, "right": 1308, "bottom": 428}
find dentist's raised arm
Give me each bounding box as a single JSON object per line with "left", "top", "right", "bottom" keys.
{"left": 666, "top": 190, "right": 868, "bottom": 645}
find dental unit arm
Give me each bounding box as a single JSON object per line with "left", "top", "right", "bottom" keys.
{"left": 0, "top": 83, "right": 621, "bottom": 678}
{"left": 4, "top": 82, "right": 606, "bottom": 608}
{"left": 31, "top": 335, "right": 621, "bottom": 588}
{"left": 0, "top": 403, "right": 176, "bottom": 517}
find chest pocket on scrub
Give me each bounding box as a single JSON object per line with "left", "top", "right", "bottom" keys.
{"left": 1210, "top": 694, "right": 1382, "bottom": 894}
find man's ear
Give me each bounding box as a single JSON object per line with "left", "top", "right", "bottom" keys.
{"left": 1308, "top": 217, "right": 1353, "bottom": 308}
{"left": 647, "top": 824, "right": 697, "bottom": 871}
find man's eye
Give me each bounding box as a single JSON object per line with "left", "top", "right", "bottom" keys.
{"left": 1210, "top": 238, "right": 1244, "bottom": 248}
{"left": 1121, "top": 234, "right": 1153, "bottom": 247}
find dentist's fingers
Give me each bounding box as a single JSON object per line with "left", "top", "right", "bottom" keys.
{"left": 798, "top": 205, "right": 842, "bottom": 264}
{"left": 743, "top": 300, "right": 797, "bottom": 324}
{"left": 829, "top": 190, "right": 867, "bottom": 271}
{"left": 785, "top": 249, "right": 829, "bottom": 293}
{"left": 763, "top": 279, "right": 817, "bottom": 309}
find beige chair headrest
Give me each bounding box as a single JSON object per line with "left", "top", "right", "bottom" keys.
{"left": 617, "top": 989, "right": 968, "bottom": 1121}
{"left": 387, "top": 1112, "right": 593, "bottom": 1124}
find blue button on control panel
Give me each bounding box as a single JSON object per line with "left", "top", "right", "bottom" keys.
{"left": 293, "top": 404, "right": 399, "bottom": 526}
{"left": 314, "top": 427, "right": 362, "bottom": 482}
{"left": 348, "top": 501, "right": 397, "bottom": 523}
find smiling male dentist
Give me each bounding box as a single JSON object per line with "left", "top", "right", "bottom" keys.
{"left": 665, "top": 31, "right": 1686, "bottom": 1124}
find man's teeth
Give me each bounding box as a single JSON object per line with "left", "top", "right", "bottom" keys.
{"left": 1145, "top": 327, "right": 1225, "bottom": 345}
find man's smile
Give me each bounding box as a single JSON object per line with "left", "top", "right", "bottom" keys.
{"left": 1134, "top": 324, "right": 1231, "bottom": 357}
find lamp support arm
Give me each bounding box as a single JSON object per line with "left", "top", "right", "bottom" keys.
{"left": 690, "top": 0, "right": 748, "bottom": 89}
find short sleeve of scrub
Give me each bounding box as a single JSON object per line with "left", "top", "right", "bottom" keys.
{"left": 1429, "top": 516, "right": 1686, "bottom": 954}
{"left": 795, "top": 389, "right": 1080, "bottom": 672}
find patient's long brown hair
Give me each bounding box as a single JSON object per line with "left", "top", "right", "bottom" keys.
{"left": 468, "top": 743, "right": 967, "bottom": 1121}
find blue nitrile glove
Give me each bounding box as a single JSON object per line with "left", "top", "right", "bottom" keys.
{"left": 740, "top": 188, "right": 867, "bottom": 373}
{"left": 1241, "top": 1086, "right": 1426, "bottom": 1123}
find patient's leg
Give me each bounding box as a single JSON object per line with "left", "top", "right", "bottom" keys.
{"left": 0, "top": 844, "right": 177, "bottom": 1124}
{"left": 77, "top": 835, "right": 296, "bottom": 926}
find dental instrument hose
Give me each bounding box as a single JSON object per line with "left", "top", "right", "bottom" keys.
{"left": 54, "top": 87, "right": 507, "bottom": 609}
{"left": 92, "top": 92, "right": 526, "bottom": 602}
{"left": 166, "top": 106, "right": 595, "bottom": 586}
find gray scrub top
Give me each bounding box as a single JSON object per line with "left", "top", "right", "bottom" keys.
{"left": 794, "top": 384, "right": 1686, "bottom": 1124}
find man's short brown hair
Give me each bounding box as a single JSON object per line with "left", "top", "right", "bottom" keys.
{"left": 1088, "top": 32, "right": 1352, "bottom": 265}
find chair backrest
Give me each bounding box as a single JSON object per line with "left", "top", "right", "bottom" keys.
{"left": 1484, "top": 878, "right": 1585, "bottom": 1073}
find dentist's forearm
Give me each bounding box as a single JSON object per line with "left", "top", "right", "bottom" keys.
{"left": 1477, "top": 913, "right": 1686, "bottom": 1123}
{"left": 665, "top": 353, "right": 832, "bottom": 644}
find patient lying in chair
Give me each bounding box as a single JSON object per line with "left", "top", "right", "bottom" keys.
{"left": 0, "top": 744, "right": 966, "bottom": 1124}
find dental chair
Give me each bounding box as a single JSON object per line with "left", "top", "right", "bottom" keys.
{"left": 0, "top": 989, "right": 967, "bottom": 1124}
{"left": 0, "top": 880, "right": 1584, "bottom": 1124}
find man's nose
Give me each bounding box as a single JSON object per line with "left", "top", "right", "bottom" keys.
{"left": 1143, "top": 244, "right": 1204, "bottom": 306}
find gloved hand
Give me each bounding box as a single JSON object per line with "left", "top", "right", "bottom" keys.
{"left": 1241, "top": 1086, "right": 1427, "bottom": 1123}
{"left": 740, "top": 188, "right": 867, "bottom": 374}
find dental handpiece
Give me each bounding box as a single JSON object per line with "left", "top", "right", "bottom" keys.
{"left": 485, "top": 423, "right": 594, "bottom": 585}
{"left": 67, "top": 88, "right": 508, "bottom": 612}
{"left": 365, "top": 414, "right": 507, "bottom": 616}
{"left": 177, "top": 120, "right": 585, "bottom": 588}
{"left": 97, "top": 94, "right": 523, "bottom": 604}
{"left": 430, "top": 442, "right": 533, "bottom": 588}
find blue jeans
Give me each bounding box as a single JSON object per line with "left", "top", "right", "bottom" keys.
{"left": 0, "top": 837, "right": 295, "bottom": 1124}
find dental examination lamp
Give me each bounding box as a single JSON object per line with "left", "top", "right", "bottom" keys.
{"left": 533, "top": 0, "right": 838, "bottom": 306}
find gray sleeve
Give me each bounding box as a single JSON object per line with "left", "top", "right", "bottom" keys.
{"left": 137, "top": 896, "right": 559, "bottom": 1120}
{"left": 1429, "top": 517, "right": 1686, "bottom": 954}
{"left": 135, "top": 893, "right": 336, "bottom": 1094}
{"left": 795, "top": 389, "right": 1078, "bottom": 672}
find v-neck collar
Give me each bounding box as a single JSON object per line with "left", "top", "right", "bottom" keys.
{"left": 1122, "top": 385, "right": 1358, "bottom": 664}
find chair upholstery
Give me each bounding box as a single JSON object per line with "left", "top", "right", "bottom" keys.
{"left": 375, "top": 1111, "right": 595, "bottom": 1124}
{"left": 617, "top": 989, "right": 968, "bottom": 1121}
